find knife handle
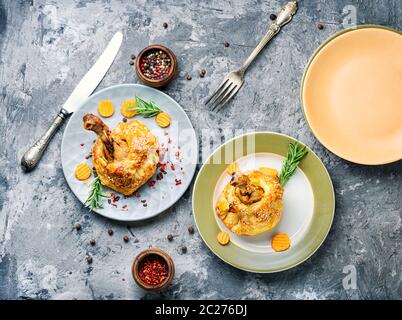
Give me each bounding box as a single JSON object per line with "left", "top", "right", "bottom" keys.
{"left": 21, "top": 109, "right": 70, "bottom": 172}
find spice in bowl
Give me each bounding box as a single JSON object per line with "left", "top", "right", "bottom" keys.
{"left": 140, "top": 50, "right": 171, "bottom": 80}
{"left": 132, "top": 249, "right": 175, "bottom": 291}
{"left": 138, "top": 254, "right": 168, "bottom": 285}
{"left": 135, "top": 45, "right": 177, "bottom": 88}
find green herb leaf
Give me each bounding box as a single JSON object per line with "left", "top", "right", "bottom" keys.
{"left": 279, "top": 142, "right": 308, "bottom": 187}
{"left": 128, "top": 95, "right": 162, "bottom": 118}
{"left": 84, "top": 176, "right": 108, "bottom": 211}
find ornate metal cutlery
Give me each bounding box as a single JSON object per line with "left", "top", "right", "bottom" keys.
{"left": 21, "top": 31, "right": 123, "bottom": 171}
{"left": 205, "top": 1, "right": 298, "bottom": 112}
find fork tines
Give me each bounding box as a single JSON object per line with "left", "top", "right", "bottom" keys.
{"left": 205, "top": 75, "right": 241, "bottom": 111}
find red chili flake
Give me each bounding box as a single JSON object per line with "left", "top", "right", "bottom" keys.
{"left": 175, "top": 179, "right": 182, "bottom": 186}
{"left": 156, "top": 172, "right": 164, "bottom": 180}
{"left": 168, "top": 138, "right": 172, "bottom": 144}
{"left": 122, "top": 205, "right": 127, "bottom": 209}
{"left": 170, "top": 163, "right": 175, "bottom": 171}
{"left": 111, "top": 203, "right": 117, "bottom": 207}
{"left": 148, "top": 180, "right": 156, "bottom": 188}
{"left": 113, "top": 196, "right": 120, "bottom": 203}
{"left": 80, "top": 143, "right": 84, "bottom": 147}
{"left": 164, "top": 131, "right": 169, "bottom": 136}
{"left": 138, "top": 254, "right": 169, "bottom": 286}
{"left": 175, "top": 151, "right": 180, "bottom": 160}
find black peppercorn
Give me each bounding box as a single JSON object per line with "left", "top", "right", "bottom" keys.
{"left": 90, "top": 239, "right": 96, "bottom": 246}
{"left": 188, "top": 226, "right": 194, "bottom": 234}
{"left": 74, "top": 223, "right": 81, "bottom": 231}
{"left": 186, "top": 74, "right": 192, "bottom": 81}
{"left": 130, "top": 54, "right": 136, "bottom": 60}
{"left": 86, "top": 256, "right": 93, "bottom": 264}
{"left": 167, "top": 234, "right": 173, "bottom": 242}
{"left": 122, "top": 117, "right": 127, "bottom": 123}
{"left": 270, "top": 14, "right": 277, "bottom": 21}
{"left": 123, "top": 235, "right": 129, "bottom": 242}
{"left": 163, "top": 22, "right": 168, "bottom": 29}
{"left": 317, "top": 23, "right": 324, "bottom": 30}
{"left": 108, "top": 229, "right": 113, "bottom": 236}
{"left": 129, "top": 60, "right": 134, "bottom": 66}
{"left": 181, "top": 246, "right": 187, "bottom": 254}
{"left": 200, "top": 69, "right": 206, "bottom": 78}
{"left": 224, "top": 41, "right": 230, "bottom": 47}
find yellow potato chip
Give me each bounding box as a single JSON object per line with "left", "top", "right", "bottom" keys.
{"left": 75, "top": 163, "right": 92, "bottom": 181}
{"left": 121, "top": 100, "right": 137, "bottom": 118}
{"left": 155, "top": 112, "right": 171, "bottom": 128}
{"left": 98, "top": 100, "right": 114, "bottom": 118}
{"left": 217, "top": 231, "right": 230, "bottom": 246}
{"left": 271, "top": 233, "right": 291, "bottom": 252}
{"left": 227, "top": 162, "right": 239, "bottom": 175}
{"left": 260, "top": 167, "right": 278, "bottom": 178}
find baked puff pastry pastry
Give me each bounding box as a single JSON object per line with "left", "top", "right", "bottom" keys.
{"left": 83, "top": 114, "right": 159, "bottom": 196}
{"left": 215, "top": 164, "right": 284, "bottom": 236}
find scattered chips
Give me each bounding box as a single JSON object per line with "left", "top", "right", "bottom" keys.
{"left": 155, "top": 112, "right": 171, "bottom": 128}
{"left": 75, "top": 163, "right": 92, "bottom": 181}
{"left": 217, "top": 231, "right": 230, "bottom": 246}
{"left": 260, "top": 167, "right": 278, "bottom": 178}
{"left": 97, "top": 100, "right": 114, "bottom": 118}
{"left": 120, "top": 99, "right": 138, "bottom": 118}
{"left": 271, "top": 233, "right": 291, "bottom": 252}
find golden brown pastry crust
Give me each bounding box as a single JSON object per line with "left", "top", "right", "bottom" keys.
{"left": 215, "top": 167, "right": 284, "bottom": 236}
{"left": 88, "top": 117, "right": 159, "bottom": 196}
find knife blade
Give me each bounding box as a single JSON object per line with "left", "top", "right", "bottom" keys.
{"left": 63, "top": 32, "right": 123, "bottom": 113}
{"left": 21, "top": 31, "right": 123, "bottom": 172}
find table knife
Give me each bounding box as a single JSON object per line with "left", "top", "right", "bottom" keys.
{"left": 21, "top": 31, "right": 123, "bottom": 172}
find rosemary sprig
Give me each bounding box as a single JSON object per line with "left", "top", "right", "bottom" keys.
{"left": 84, "top": 176, "right": 108, "bottom": 211}
{"left": 279, "top": 142, "right": 308, "bottom": 187}
{"left": 128, "top": 95, "right": 161, "bottom": 118}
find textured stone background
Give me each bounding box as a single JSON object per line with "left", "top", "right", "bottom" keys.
{"left": 0, "top": 0, "right": 401, "bottom": 300}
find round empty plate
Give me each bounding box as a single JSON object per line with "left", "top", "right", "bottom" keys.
{"left": 302, "top": 26, "right": 402, "bottom": 165}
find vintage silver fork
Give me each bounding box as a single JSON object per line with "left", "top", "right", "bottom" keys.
{"left": 206, "top": 1, "right": 298, "bottom": 112}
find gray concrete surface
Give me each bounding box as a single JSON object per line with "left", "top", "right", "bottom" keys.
{"left": 0, "top": 0, "right": 401, "bottom": 300}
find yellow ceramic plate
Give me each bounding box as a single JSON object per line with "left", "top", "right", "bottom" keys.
{"left": 302, "top": 26, "right": 402, "bottom": 165}
{"left": 192, "top": 132, "right": 335, "bottom": 273}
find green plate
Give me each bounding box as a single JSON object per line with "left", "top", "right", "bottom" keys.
{"left": 192, "top": 132, "right": 335, "bottom": 273}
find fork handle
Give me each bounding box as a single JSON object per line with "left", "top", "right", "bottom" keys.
{"left": 239, "top": 1, "right": 298, "bottom": 74}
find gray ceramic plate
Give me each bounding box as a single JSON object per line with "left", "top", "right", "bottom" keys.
{"left": 61, "top": 84, "right": 198, "bottom": 221}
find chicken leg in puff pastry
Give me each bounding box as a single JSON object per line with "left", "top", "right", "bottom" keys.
{"left": 83, "top": 114, "right": 159, "bottom": 196}
{"left": 215, "top": 164, "right": 284, "bottom": 236}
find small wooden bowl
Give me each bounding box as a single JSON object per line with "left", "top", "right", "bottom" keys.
{"left": 132, "top": 249, "right": 175, "bottom": 292}
{"left": 135, "top": 45, "right": 177, "bottom": 88}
